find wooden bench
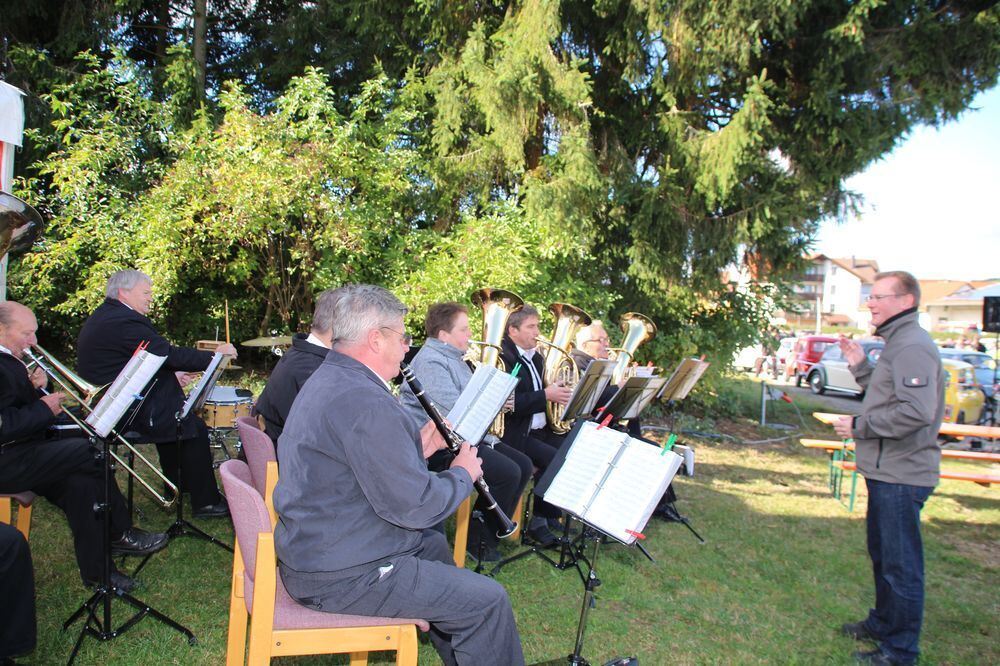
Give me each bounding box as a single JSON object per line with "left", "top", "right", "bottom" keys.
{"left": 801, "top": 438, "right": 1000, "bottom": 462}
{"left": 834, "top": 461, "right": 999, "bottom": 487}
{"left": 812, "top": 412, "right": 1000, "bottom": 440}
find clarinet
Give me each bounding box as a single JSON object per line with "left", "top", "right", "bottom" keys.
{"left": 400, "top": 362, "right": 517, "bottom": 538}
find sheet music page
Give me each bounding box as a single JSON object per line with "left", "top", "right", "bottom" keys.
{"left": 86, "top": 349, "right": 166, "bottom": 437}
{"left": 584, "top": 442, "right": 683, "bottom": 544}
{"left": 543, "top": 422, "right": 628, "bottom": 516}
{"left": 677, "top": 360, "right": 710, "bottom": 398}
{"left": 181, "top": 352, "right": 230, "bottom": 419}
{"left": 563, "top": 359, "right": 614, "bottom": 420}
{"left": 447, "top": 365, "right": 519, "bottom": 445}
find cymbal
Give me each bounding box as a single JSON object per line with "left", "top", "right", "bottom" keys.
{"left": 241, "top": 335, "right": 293, "bottom": 347}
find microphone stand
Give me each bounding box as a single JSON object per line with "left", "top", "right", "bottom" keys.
{"left": 64, "top": 433, "right": 195, "bottom": 663}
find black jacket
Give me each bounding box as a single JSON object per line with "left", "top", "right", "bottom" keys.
{"left": 76, "top": 298, "right": 214, "bottom": 442}
{"left": 0, "top": 353, "right": 55, "bottom": 445}
{"left": 499, "top": 337, "right": 548, "bottom": 447}
{"left": 254, "top": 333, "right": 329, "bottom": 444}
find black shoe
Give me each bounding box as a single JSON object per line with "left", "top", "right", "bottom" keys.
{"left": 842, "top": 621, "right": 880, "bottom": 642}
{"left": 548, "top": 517, "right": 580, "bottom": 536}
{"left": 111, "top": 527, "right": 169, "bottom": 557}
{"left": 193, "top": 497, "right": 229, "bottom": 519}
{"left": 853, "top": 648, "right": 909, "bottom": 665}
{"left": 85, "top": 570, "right": 139, "bottom": 593}
{"left": 525, "top": 523, "right": 558, "bottom": 547}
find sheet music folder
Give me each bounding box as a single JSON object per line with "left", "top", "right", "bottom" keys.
{"left": 601, "top": 375, "right": 668, "bottom": 420}
{"left": 536, "top": 420, "right": 683, "bottom": 545}
{"left": 446, "top": 364, "right": 518, "bottom": 445}
{"left": 86, "top": 346, "right": 167, "bottom": 438}
{"left": 656, "top": 357, "right": 710, "bottom": 401}
{"left": 561, "top": 359, "right": 615, "bottom": 421}
{"left": 180, "top": 352, "right": 230, "bottom": 420}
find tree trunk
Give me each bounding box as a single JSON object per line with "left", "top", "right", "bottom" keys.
{"left": 193, "top": 0, "right": 207, "bottom": 99}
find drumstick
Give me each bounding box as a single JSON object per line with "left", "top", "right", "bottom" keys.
{"left": 225, "top": 299, "right": 231, "bottom": 344}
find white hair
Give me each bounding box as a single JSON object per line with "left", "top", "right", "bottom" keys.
{"left": 106, "top": 270, "right": 151, "bottom": 298}
{"left": 331, "top": 284, "right": 408, "bottom": 346}
{"left": 575, "top": 320, "right": 606, "bottom": 348}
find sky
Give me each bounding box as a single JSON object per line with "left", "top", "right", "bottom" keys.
{"left": 815, "top": 85, "right": 1000, "bottom": 282}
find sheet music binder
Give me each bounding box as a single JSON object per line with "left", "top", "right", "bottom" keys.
{"left": 536, "top": 420, "right": 683, "bottom": 545}
{"left": 86, "top": 347, "right": 167, "bottom": 438}
{"left": 180, "top": 352, "right": 230, "bottom": 420}
{"left": 601, "top": 375, "right": 668, "bottom": 420}
{"left": 656, "top": 357, "right": 710, "bottom": 401}
{"left": 562, "top": 359, "right": 615, "bottom": 421}
{"left": 446, "top": 364, "right": 519, "bottom": 445}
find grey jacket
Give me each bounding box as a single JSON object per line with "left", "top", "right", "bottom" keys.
{"left": 399, "top": 337, "right": 472, "bottom": 428}
{"left": 849, "top": 308, "right": 943, "bottom": 487}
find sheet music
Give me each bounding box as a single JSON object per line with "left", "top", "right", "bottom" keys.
{"left": 86, "top": 349, "right": 166, "bottom": 437}
{"left": 181, "top": 352, "right": 230, "bottom": 419}
{"left": 562, "top": 359, "right": 614, "bottom": 421}
{"left": 542, "top": 423, "right": 628, "bottom": 515}
{"left": 447, "top": 365, "right": 519, "bottom": 445}
{"left": 657, "top": 358, "right": 710, "bottom": 400}
{"left": 585, "top": 444, "right": 683, "bottom": 543}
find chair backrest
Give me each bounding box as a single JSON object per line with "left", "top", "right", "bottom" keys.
{"left": 220, "top": 460, "right": 272, "bottom": 588}
{"left": 237, "top": 417, "right": 277, "bottom": 497}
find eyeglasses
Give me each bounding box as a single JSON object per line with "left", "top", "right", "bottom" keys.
{"left": 865, "top": 294, "right": 902, "bottom": 302}
{"left": 380, "top": 326, "right": 412, "bottom": 346}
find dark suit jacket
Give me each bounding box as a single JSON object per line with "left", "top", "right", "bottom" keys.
{"left": 254, "top": 333, "right": 329, "bottom": 444}
{"left": 0, "top": 353, "right": 55, "bottom": 445}
{"left": 76, "top": 298, "right": 213, "bottom": 442}
{"left": 499, "top": 337, "right": 548, "bottom": 448}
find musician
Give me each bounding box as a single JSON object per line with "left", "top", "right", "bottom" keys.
{"left": 76, "top": 270, "right": 234, "bottom": 518}
{"left": 254, "top": 287, "right": 345, "bottom": 449}
{"left": 0, "top": 301, "right": 168, "bottom": 591}
{"left": 274, "top": 284, "right": 524, "bottom": 666}
{"left": 399, "top": 302, "right": 532, "bottom": 562}
{"left": 0, "top": 523, "right": 35, "bottom": 662}
{"left": 499, "top": 305, "right": 572, "bottom": 547}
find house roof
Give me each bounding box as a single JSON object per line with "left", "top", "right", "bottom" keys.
{"left": 919, "top": 280, "right": 972, "bottom": 305}
{"left": 808, "top": 254, "right": 880, "bottom": 283}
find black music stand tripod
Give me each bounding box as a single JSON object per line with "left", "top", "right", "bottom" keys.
{"left": 64, "top": 434, "right": 195, "bottom": 663}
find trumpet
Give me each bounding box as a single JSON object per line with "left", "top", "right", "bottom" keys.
{"left": 25, "top": 346, "right": 179, "bottom": 508}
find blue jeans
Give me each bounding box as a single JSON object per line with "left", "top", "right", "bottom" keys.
{"left": 862, "top": 478, "right": 934, "bottom": 664}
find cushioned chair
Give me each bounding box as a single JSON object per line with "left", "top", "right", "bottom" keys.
{"left": 236, "top": 417, "right": 278, "bottom": 525}
{"left": 0, "top": 492, "right": 36, "bottom": 539}
{"left": 220, "top": 460, "right": 428, "bottom": 665}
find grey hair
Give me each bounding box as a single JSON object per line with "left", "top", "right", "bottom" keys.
{"left": 106, "top": 270, "right": 151, "bottom": 299}
{"left": 330, "top": 284, "right": 408, "bottom": 346}
{"left": 311, "top": 287, "right": 348, "bottom": 334}
{"left": 575, "top": 320, "right": 606, "bottom": 348}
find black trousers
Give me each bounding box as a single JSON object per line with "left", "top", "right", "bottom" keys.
{"left": 0, "top": 438, "right": 130, "bottom": 582}
{"left": 153, "top": 420, "right": 222, "bottom": 509}
{"left": 0, "top": 523, "right": 36, "bottom": 658}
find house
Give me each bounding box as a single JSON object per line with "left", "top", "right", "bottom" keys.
{"left": 786, "top": 255, "right": 879, "bottom": 328}
{"left": 923, "top": 280, "right": 1000, "bottom": 332}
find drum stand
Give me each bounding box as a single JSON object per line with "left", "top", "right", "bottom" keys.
{"left": 64, "top": 435, "right": 195, "bottom": 664}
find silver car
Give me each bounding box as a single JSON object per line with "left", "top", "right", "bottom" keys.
{"left": 807, "top": 341, "right": 884, "bottom": 397}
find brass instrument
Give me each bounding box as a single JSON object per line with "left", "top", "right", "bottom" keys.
{"left": 608, "top": 312, "right": 658, "bottom": 385}
{"left": 538, "top": 303, "right": 592, "bottom": 434}
{"left": 467, "top": 288, "right": 524, "bottom": 437}
{"left": 0, "top": 191, "right": 44, "bottom": 259}
{"left": 25, "top": 346, "right": 180, "bottom": 508}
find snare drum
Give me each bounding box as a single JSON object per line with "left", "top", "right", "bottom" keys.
{"left": 198, "top": 386, "right": 253, "bottom": 429}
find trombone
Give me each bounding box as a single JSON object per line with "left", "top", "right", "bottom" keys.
{"left": 25, "top": 345, "right": 179, "bottom": 508}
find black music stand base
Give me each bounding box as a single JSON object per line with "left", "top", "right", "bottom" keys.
{"left": 656, "top": 502, "right": 705, "bottom": 544}
{"left": 63, "top": 436, "right": 195, "bottom": 664}
{"left": 489, "top": 498, "right": 580, "bottom": 577}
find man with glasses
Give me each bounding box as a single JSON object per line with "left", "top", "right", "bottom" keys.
{"left": 274, "top": 285, "right": 524, "bottom": 666}
{"left": 833, "top": 271, "right": 944, "bottom": 666}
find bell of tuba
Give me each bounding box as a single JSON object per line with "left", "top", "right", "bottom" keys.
{"left": 538, "top": 303, "right": 592, "bottom": 434}
{"left": 467, "top": 288, "right": 524, "bottom": 437}
{"left": 0, "top": 191, "right": 45, "bottom": 259}
{"left": 609, "top": 312, "right": 657, "bottom": 385}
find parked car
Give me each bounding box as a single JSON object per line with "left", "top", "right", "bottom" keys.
{"left": 939, "top": 348, "right": 997, "bottom": 399}
{"left": 807, "top": 341, "right": 884, "bottom": 397}
{"left": 941, "top": 358, "right": 986, "bottom": 425}
{"left": 793, "top": 335, "right": 839, "bottom": 387}
{"left": 732, "top": 344, "right": 761, "bottom": 372}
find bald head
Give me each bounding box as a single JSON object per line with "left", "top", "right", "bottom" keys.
{"left": 0, "top": 301, "right": 38, "bottom": 357}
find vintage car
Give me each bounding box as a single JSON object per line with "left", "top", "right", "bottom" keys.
{"left": 794, "top": 335, "right": 843, "bottom": 387}
{"left": 941, "top": 358, "right": 985, "bottom": 425}
{"left": 807, "top": 340, "right": 884, "bottom": 397}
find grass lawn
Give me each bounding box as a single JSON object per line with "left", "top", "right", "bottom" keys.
{"left": 15, "top": 378, "right": 999, "bottom": 665}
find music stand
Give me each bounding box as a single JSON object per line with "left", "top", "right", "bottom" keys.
{"left": 66, "top": 348, "right": 196, "bottom": 661}
{"left": 562, "top": 360, "right": 615, "bottom": 422}
{"left": 160, "top": 353, "right": 233, "bottom": 554}
{"left": 600, "top": 375, "right": 668, "bottom": 422}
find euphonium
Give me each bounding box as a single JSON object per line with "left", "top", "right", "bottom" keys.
{"left": 608, "top": 312, "right": 658, "bottom": 385}
{"left": 538, "top": 303, "right": 592, "bottom": 434}
{"left": 467, "top": 288, "right": 524, "bottom": 437}
{"left": 24, "top": 345, "right": 180, "bottom": 508}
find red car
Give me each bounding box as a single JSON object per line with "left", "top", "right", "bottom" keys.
{"left": 792, "top": 335, "right": 838, "bottom": 387}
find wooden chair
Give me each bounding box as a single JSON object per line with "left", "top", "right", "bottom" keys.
{"left": 0, "top": 492, "right": 36, "bottom": 539}
{"left": 219, "top": 460, "right": 428, "bottom": 665}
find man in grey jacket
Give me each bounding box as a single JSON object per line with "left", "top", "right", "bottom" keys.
{"left": 833, "top": 271, "right": 943, "bottom": 666}
{"left": 274, "top": 285, "right": 524, "bottom": 666}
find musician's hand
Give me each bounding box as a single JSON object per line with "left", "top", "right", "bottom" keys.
{"left": 217, "top": 343, "right": 238, "bottom": 358}
{"left": 502, "top": 394, "right": 515, "bottom": 413}
{"left": 450, "top": 442, "right": 483, "bottom": 482}
{"left": 41, "top": 392, "right": 65, "bottom": 416}
{"left": 29, "top": 366, "right": 48, "bottom": 389}
{"left": 175, "top": 371, "right": 199, "bottom": 388}
{"left": 838, "top": 336, "right": 864, "bottom": 367}
{"left": 419, "top": 419, "right": 447, "bottom": 459}
{"left": 544, "top": 382, "right": 572, "bottom": 405}
{"left": 833, "top": 416, "right": 855, "bottom": 439}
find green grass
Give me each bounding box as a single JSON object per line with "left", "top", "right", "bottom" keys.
{"left": 15, "top": 380, "right": 999, "bottom": 665}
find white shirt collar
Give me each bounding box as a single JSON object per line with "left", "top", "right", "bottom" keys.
{"left": 515, "top": 344, "right": 535, "bottom": 359}
{"left": 306, "top": 333, "right": 331, "bottom": 349}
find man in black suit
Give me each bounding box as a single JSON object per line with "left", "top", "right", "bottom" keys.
{"left": 499, "top": 305, "right": 571, "bottom": 546}
{"left": 76, "top": 270, "right": 234, "bottom": 518}
{"left": 0, "top": 301, "right": 167, "bottom": 591}
{"left": 254, "top": 287, "right": 344, "bottom": 448}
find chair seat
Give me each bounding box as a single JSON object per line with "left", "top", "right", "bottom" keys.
{"left": 246, "top": 569, "right": 430, "bottom": 632}
{"left": 1, "top": 491, "right": 36, "bottom": 506}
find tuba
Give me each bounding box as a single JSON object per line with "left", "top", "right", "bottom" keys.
{"left": 537, "top": 303, "right": 592, "bottom": 434}
{"left": 0, "top": 191, "right": 44, "bottom": 259}
{"left": 609, "top": 312, "right": 658, "bottom": 385}
{"left": 467, "top": 288, "right": 524, "bottom": 437}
